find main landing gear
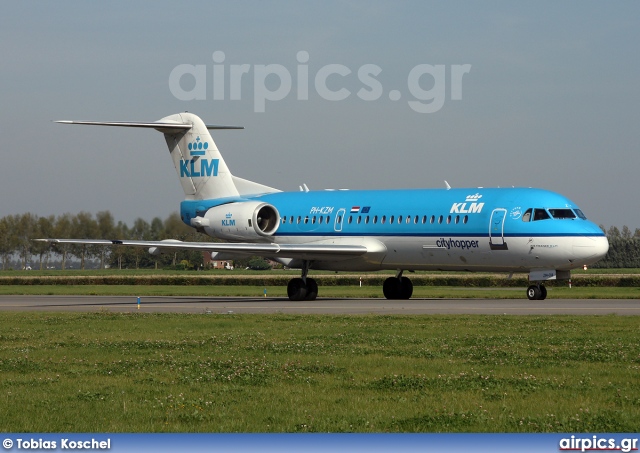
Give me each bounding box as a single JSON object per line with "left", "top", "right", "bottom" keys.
{"left": 383, "top": 271, "right": 413, "bottom": 300}
{"left": 526, "top": 284, "right": 547, "bottom": 301}
{"left": 287, "top": 261, "right": 318, "bottom": 301}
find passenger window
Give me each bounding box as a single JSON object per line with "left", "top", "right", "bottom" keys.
{"left": 348, "top": 216, "right": 353, "bottom": 224}
{"left": 365, "top": 216, "right": 370, "bottom": 224}
{"left": 438, "top": 215, "right": 443, "bottom": 224}
{"left": 422, "top": 215, "right": 427, "bottom": 224}
{"left": 522, "top": 209, "right": 532, "bottom": 222}
{"left": 373, "top": 215, "right": 377, "bottom": 224}
{"left": 297, "top": 216, "right": 301, "bottom": 224}
{"left": 463, "top": 215, "right": 468, "bottom": 224}
{"left": 533, "top": 209, "right": 551, "bottom": 221}
{"left": 398, "top": 216, "right": 403, "bottom": 224}
{"left": 381, "top": 215, "right": 386, "bottom": 224}
{"left": 430, "top": 215, "right": 435, "bottom": 224}
{"left": 390, "top": 216, "right": 394, "bottom": 224}
{"left": 455, "top": 215, "right": 460, "bottom": 224}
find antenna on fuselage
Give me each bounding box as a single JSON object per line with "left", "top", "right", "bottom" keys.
{"left": 444, "top": 181, "right": 451, "bottom": 190}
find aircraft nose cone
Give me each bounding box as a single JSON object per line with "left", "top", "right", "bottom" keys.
{"left": 573, "top": 234, "right": 609, "bottom": 265}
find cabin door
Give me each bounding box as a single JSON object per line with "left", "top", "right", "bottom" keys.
{"left": 489, "top": 208, "right": 508, "bottom": 250}
{"left": 334, "top": 208, "right": 346, "bottom": 232}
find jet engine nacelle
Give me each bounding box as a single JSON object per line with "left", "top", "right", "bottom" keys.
{"left": 202, "top": 201, "right": 280, "bottom": 241}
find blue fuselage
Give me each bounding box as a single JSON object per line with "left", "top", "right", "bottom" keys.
{"left": 180, "top": 187, "right": 608, "bottom": 273}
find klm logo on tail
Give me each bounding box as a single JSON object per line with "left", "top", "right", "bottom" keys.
{"left": 180, "top": 136, "right": 219, "bottom": 178}
{"left": 187, "top": 136, "right": 209, "bottom": 154}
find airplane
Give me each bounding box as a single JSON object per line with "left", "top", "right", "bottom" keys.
{"left": 40, "top": 112, "right": 609, "bottom": 301}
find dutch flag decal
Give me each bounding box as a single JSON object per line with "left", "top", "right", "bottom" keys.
{"left": 351, "top": 206, "right": 360, "bottom": 213}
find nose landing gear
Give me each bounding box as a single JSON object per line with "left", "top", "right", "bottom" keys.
{"left": 526, "top": 284, "right": 547, "bottom": 300}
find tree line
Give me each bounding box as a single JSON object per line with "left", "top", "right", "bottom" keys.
{"left": 0, "top": 212, "right": 638, "bottom": 270}
{"left": 0, "top": 212, "right": 209, "bottom": 270}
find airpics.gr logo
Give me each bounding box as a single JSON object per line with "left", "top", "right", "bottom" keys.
{"left": 450, "top": 193, "right": 484, "bottom": 214}
{"left": 180, "top": 136, "right": 219, "bottom": 178}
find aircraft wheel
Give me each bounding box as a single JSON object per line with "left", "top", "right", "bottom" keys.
{"left": 400, "top": 277, "right": 413, "bottom": 299}
{"left": 383, "top": 277, "right": 401, "bottom": 299}
{"left": 539, "top": 285, "right": 547, "bottom": 300}
{"left": 526, "top": 285, "right": 541, "bottom": 301}
{"left": 288, "top": 278, "right": 308, "bottom": 301}
{"left": 305, "top": 278, "right": 318, "bottom": 301}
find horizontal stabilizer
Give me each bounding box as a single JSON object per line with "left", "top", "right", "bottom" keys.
{"left": 56, "top": 120, "right": 243, "bottom": 132}
{"left": 206, "top": 125, "right": 244, "bottom": 130}
{"left": 56, "top": 120, "right": 191, "bottom": 130}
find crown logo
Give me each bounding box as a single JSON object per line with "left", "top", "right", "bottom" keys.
{"left": 188, "top": 136, "right": 209, "bottom": 151}
{"left": 465, "top": 193, "right": 483, "bottom": 202}
{"left": 225, "top": 213, "right": 232, "bottom": 219}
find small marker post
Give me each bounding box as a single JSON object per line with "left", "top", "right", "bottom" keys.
{"left": 264, "top": 288, "right": 267, "bottom": 298}
{"left": 137, "top": 296, "right": 141, "bottom": 310}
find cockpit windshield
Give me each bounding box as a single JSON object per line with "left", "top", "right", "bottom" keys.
{"left": 522, "top": 208, "right": 585, "bottom": 222}
{"left": 533, "top": 209, "right": 551, "bottom": 221}
{"left": 548, "top": 209, "right": 576, "bottom": 219}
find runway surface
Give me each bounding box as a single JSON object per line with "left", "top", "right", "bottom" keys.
{"left": 0, "top": 295, "right": 637, "bottom": 315}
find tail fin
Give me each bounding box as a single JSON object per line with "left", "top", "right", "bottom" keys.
{"left": 159, "top": 112, "right": 239, "bottom": 200}
{"left": 57, "top": 112, "right": 279, "bottom": 201}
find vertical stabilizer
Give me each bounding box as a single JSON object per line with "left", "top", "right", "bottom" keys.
{"left": 159, "top": 113, "right": 240, "bottom": 200}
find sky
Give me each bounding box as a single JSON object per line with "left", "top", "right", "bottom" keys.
{"left": 1, "top": 1, "right": 638, "bottom": 230}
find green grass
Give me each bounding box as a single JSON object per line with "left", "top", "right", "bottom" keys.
{"left": 0, "top": 284, "right": 638, "bottom": 299}
{"left": 0, "top": 312, "right": 638, "bottom": 432}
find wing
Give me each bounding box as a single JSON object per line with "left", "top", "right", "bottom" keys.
{"left": 35, "top": 238, "right": 368, "bottom": 261}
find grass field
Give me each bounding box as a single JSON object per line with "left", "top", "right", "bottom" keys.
{"left": 0, "top": 312, "right": 638, "bottom": 432}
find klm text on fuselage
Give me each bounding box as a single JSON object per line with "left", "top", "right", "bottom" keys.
{"left": 450, "top": 202, "right": 484, "bottom": 214}
{"left": 180, "top": 158, "right": 219, "bottom": 178}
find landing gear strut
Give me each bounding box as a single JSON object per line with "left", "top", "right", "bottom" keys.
{"left": 383, "top": 270, "right": 413, "bottom": 300}
{"left": 526, "top": 284, "right": 547, "bottom": 301}
{"left": 287, "top": 260, "right": 317, "bottom": 301}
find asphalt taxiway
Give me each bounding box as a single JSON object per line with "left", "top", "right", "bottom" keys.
{"left": 0, "top": 295, "right": 637, "bottom": 315}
